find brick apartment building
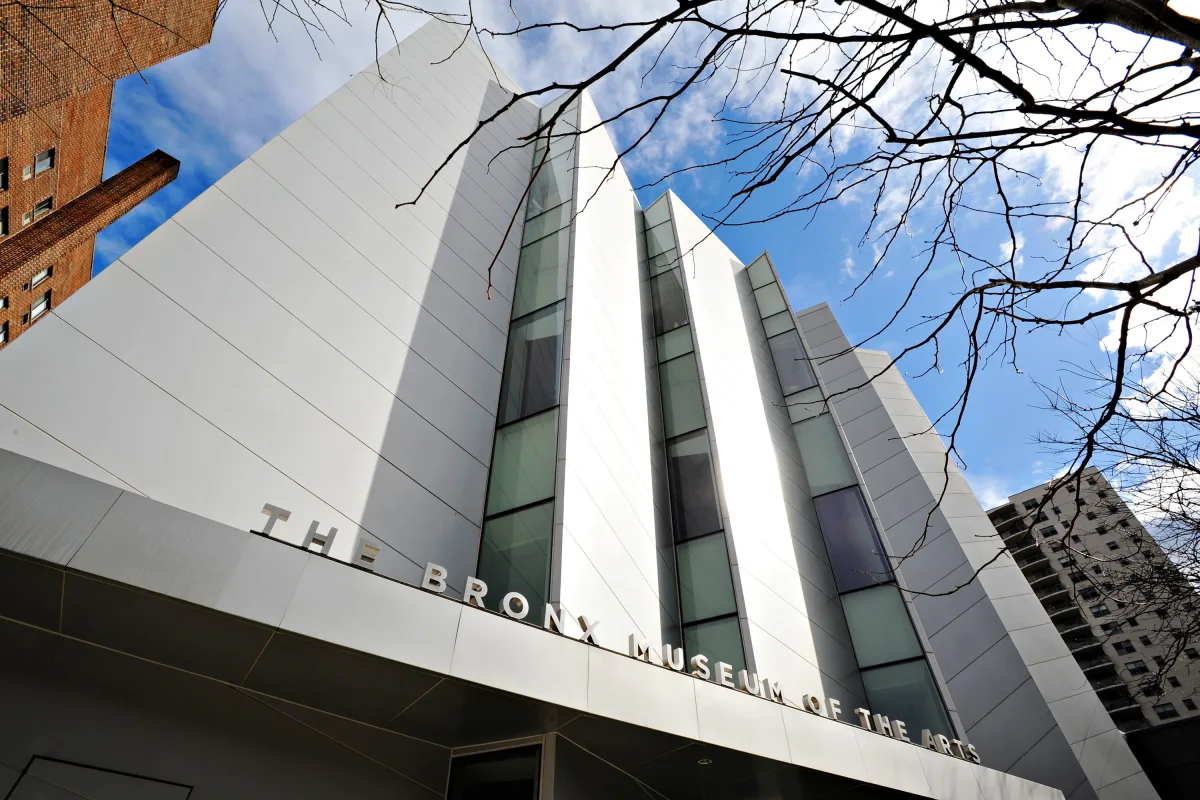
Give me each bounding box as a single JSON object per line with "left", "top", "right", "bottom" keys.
{"left": 988, "top": 467, "right": 1200, "bottom": 732}
{"left": 0, "top": 0, "right": 217, "bottom": 348}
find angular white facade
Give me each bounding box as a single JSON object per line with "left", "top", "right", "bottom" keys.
{"left": 0, "top": 19, "right": 1159, "bottom": 800}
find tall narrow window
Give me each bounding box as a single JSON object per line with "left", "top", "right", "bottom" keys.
{"left": 666, "top": 430, "right": 723, "bottom": 540}
{"left": 0, "top": 156, "right": 8, "bottom": 190}
{"left": 813, "top": 485, "right": 893, "bottom": 592}
{"left": 659, "top": 354, "right": 706, "bottom": 438}
{"left": 32, "top": 196, "right": 52, "bottom": 221}
{"left": 0, "top": 321, "right": 7, "bottom": 345}
{"left": 767, "top": 329, "right": 817, "bottom": 394}
{"left": 485, "top": 409, "right": 559, "bottom": 517}
{"left": 0, "top": 206, "right": 7, "bottom": 236}
{"left": 650, "top": 268, "right": 689, "bottom": 333}
{"left": 512, "top": 227, "right": 569, "bottom": 318}
{"left": 498, "top": 302, "right": 564, "bottom": 425}
{"left": 477, "top": 502, "right": 554, "bottom": 622}
{"left": 30, "top": 291, "right": 50, "bottom": 322}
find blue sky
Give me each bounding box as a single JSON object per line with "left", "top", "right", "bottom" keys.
{"left": 94, "top": 6, "right": 1122, "bottom": 509}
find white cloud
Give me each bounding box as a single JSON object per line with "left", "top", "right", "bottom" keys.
{"left": 965, "top": 473, "right": 1013, "bottom": 510}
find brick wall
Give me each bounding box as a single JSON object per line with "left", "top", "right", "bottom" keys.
{"left": 0, "top": 150, "right": 179, "bottom": 346}
{"left": 0, "top": 1, "right": 219, "bottom": 123}
{"left": 0, "top": 0, "right": 217, "bottom": 349}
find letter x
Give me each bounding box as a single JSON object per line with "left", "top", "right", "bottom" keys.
{"left": 577, "top": 616, "right": 600, "bottom": 645}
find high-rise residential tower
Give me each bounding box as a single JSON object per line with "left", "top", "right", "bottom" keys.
{"left": 988, "top": 469, "right": 1200, "bottom": 732}
{"left": 0, "top": 0, "right": 217, "bottom": 349}
{"left": 0, "top": 20, "right": 1162, "bottom": 800}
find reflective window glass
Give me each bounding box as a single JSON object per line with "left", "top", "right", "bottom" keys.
{"left": 786, "top": 387, "right": 826, "bottom": 423}
{"left": 793, "top": 413, "right": 857, "bottom": 495}
{"left": 753, "top": 283, "right": 787, "bottom": 317}
{"left": 486, "top": 409, "right": 559, "bottom": 516}
{"left": 477, "top": 502, "right": 554, "bottom": 624}
{"left": 644, "top": 196, "right": 671, "bottom": 228}
{"left": 667, "top": 430, "right": 723, "bottom": 540}
{"left": 527, "top": 152, "right": 574, "bottom": 217}
{"left": 683, "top": 616, "right": 746, "bottom": 676}
{"left": 649, "top": 248, "right": 680, "bottom": 275}
{"left": 660, "top": 355, "right": 706, "bottom": 438}
{"left": 657, "top": 326, "right": 694, "bottom": 362}
{"left": 677, "top": 534, "right": 737, "bottom": 623}
{"left": 768, "top": 330, "right": 817, "bottom": 394}
{"left": 762, "top": 310, "right": 794, "bottom": 337}
{"left": 447, "top": 744, "right": 541, "bottom": 800}
{"left": 861, "top": 660, "right": 953, "bottom": 740}
{"left": 645, "top": 220, "right": 676, "bottom": 257}
{"left": 522, "top": 202, "right": 571, "bottom": 245}
{"left": 747, "top": 257, "right": 774, "bottom": 289}
{"left": 841, "top": 585, "right": 923, "bottom": 668}
{"left": 499, "top": 303, "right": 564, "bottom": 425}
{"left": 651, "top": 268, "right": 689, "bottom": 334}
{"left": 512, "top": 228, "right": 569, "bottom": 318}
{"left": 813, "top": 486, "right": 893, "bottom": 592}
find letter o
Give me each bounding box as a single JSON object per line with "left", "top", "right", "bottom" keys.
{"left": 802, "top": 694, "right": 822, "bottom": 714}
{"left": 502, "top": 592, "right": 530, "bottom": 619}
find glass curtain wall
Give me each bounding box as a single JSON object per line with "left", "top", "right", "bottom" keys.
{"left": 746, "top": 254, "right": 953, "bottom": 737}
{"left": 643, "top": 195, "right": 747, "bottom": 674}
{"left": 476, "top": 100, "right": 579, "bottom": 622}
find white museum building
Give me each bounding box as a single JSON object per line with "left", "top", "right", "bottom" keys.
{"left": 0, "top": 19, "right": 1158, "bottom": 800}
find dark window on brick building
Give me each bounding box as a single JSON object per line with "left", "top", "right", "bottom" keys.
{"left": 0, "top": 206, "right": 7, "bottom": 236}
{"left": 33, "top": 196, "right": 52, "bottom": 220}
{"left": 34, "top": 148, "right": 54, "bottom": 176}
{"left": 0, "top": 321, "right": 7, "bottom": 345}
{"left": 0, "top": 156, "right": 7, "bottom": 190}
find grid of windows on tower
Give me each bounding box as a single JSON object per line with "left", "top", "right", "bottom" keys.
{"left": 747, "top": 253, "right": 954, "bottom": 739}
{"left": 474, "top": 99, "right": 579, "bottom": 624}
{"left": 643, "top": 193, "right": 746, "bottom": 674}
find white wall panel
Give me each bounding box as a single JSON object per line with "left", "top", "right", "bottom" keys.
{"left": 558, "top": 93, "right": 665, "bottom": 649}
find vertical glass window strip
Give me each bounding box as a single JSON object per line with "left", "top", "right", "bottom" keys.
{"left": 650, "top": 268, "right": 689, "bottom": 333}
{"left": 513, "top": 227, "right": 570, "bottom": 318}
{"left": 477, "top": 502, "right": 555, "bottom": 622}
{"left": 642, "top": 199, "right": 746, "bottom": 676}
{"left": 684, "top": 617, "right": 746, "bottom": 676}
{"left": 676, "top": 534, "right": 738, "bottom": 622}
{"left": 656, "top": 326, "right": 694, "bottom": 362}
{"left": 498, "top": 302, "right": 564, "bottom": 425}
{"left": 527, "top": 151, "right": 575, "bottom": 217}
{"left": 477, "top": 102, "right": 580, "bottom": 608}
{"left": 840, "top": 585, "right": 923, "bottom": 667}
{"left": 792, "top": 413, "right": 858, "bottom": 495}
{"left": 522, "top": 202, "right": 572, "bottom": 245}
{"left": 486, "top": 408, "right": 560, "bottom": 517}
{"left": 812, "top": 486, "right": 893, "bottom": 592}
{"left": 753, "top": 283, "right": 787, "bottom": 317}
{"left": 748, "top": 262, "right": 954, "bottom": 737}
{"left": 666, "top": 430, "right": 723, "bottom": 540}
{"left": 645, "top": 220, "right": 676, "bottom": 257}
{"left": 860, "top": 660, "right": 954, "bottom": 740}
{"left": 768, "top": 330, "right": 817, "bottom": 394}
{"left": 747, "top": 256, "right": 774, "bottom": 289}
{"left": 659, "top": 355, "right": 707, "bottom": 438}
